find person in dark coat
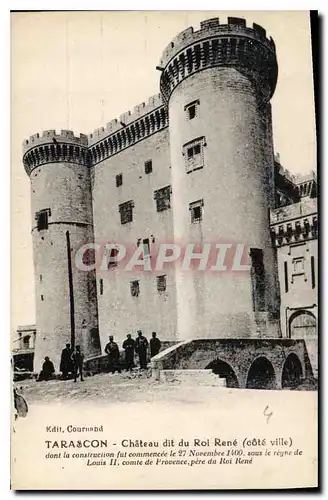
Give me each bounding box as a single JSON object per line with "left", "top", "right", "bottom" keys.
{"left": 104, "top": 335, "right": 121, "bottom": 374}
{"left": 122, "top": 334, "right": 136, "bottom": 371}
{"left": 150, "top": 332, "right": 161, "bottom": 358}
{"left": 38, "top": 357, "right": 55, "bottom": 381}
{"left": 71, "top": 345, "right": 84, "bottom": 382}
{"left": 60, "top": 343, "right": 73, "bottom": 379}
{"left": 135, "top": 330, "right": 149, "bottom": 369}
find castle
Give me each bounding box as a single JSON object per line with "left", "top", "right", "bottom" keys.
{"left": 21, "top": 17, "right": 318, "bottom": 388}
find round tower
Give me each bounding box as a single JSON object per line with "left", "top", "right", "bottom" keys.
{"left": 159, "top": 17, "right": 280, "bottom": 340}
{"left": 23, "top": 130, "right": 101, "bottom": 373}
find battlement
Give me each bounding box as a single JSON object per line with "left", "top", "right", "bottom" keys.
{"left": 88, "top": 94, "right": 163, "bottom": 146}
{"left": 275, "top": 163, "right": 296, "bottom": 185}
{"left": 88, "top": 99, "right": 168, "bottom": 165}
{"left": 159, "top": 17, "right": 278, "bottom": 104}
{"left": 23, "top": 129, "right": 90, "bottom": 176}
{"left": 294, "top": 171, "right": 317, "bottom": 185}
{"left": 159, "top": 17, "right": 275, "bottom": 68}
{"left": 23, "top": 129, "right": 88, "bottom": 154}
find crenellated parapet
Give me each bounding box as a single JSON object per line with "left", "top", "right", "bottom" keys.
{"left": 88, "top": 94, "right": 163, "bottom": 145}
{"left": 23, "top": 130, "right": 89, "bottom": 176}
{"left": 270, "top": 199, "right": 318, "bottom": 247}
{"left": 23, "top": 96, "right": 169, "bottom": 174}
{"left": 87, "top": 96, "right": 168, "bottom": 165}
{"left": 158, "top": 17, "right": 278, "bottom": 104}
{"left": 294, "top": 171, "right": 317, "bottom": 198}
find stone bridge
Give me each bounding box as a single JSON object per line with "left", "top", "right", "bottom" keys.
{"left": 151, "top": 338, "right": 314, "bottom": 390}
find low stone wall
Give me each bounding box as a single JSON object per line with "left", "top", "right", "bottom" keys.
{"left": 84, "top": 340, "right": 179, "bottom": 375}
{"left": 151, "top": 338, "right": 314, "bottom": 390}
{"left": 156, "top": 369, "right": 226, "bottom": 387}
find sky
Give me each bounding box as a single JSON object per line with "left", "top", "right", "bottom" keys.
{"left": 11, "top": 11, "right": 316, "bottom": 330}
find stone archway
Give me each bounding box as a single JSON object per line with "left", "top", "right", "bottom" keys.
{"left": 281, "top": 353, "right": 303, "bottom": 389}
{"left": 246, "top": 356, "right": 276, "bottom": 390}
{"left": 289, "top": 310, "right": 316, "bottom": 339}
{"left": 206, "top": 359, "right": 239, "bottom": 388}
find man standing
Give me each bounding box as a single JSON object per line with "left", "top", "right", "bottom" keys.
{"left": 150, "top": 332, "right": 161, "bottom": 358}
{"left": 122, "top": 334, "right": 136, "bottom": 371}
{"left": 60, "top": 343, "right": 73, "bottom": 379}
{"left": 104, "top": 335, "right": 121, "bottom": 374}
{"left": 71, "top": 345, "right": 84, "bottom": 382}
{"left": 135, "top": 330, "right": 149, "bottom": 370}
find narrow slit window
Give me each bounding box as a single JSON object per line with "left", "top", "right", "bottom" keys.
{"left": 157, "top": 275, "right": 167, "bottom": 292}
{"left": 189, "top": 199, "right": 204, "bottom": 223}
{"left": 143, "top": 238, "right": 150, "bottom": 258}
{"left": 311, "top": 256, "right": 315, "bottom": 289}
{"left": 116, "top": 173, "right": 123, "bottom": 187}
{"left": 130, "top": 280, "right": 140, "bottom": 297}
{"left": 284, "top": 261, "right": 289, "bottom": 293}
{"left": 145, "top": 160, "right": 153, "bottom": 174}
{"left": 107, "top": 248, "right": 119, "bottom": 268}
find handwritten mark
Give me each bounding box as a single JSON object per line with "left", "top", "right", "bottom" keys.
{"left": 263, "top": 405, "right": 273, "bottom": 424}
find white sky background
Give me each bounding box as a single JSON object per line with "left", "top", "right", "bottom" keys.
{"left": 11, "top": 11, "right": 316, "bottom": 330}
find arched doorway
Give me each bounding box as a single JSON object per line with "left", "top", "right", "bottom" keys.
{"left": 206, "top": 359, "right": 239, "bottom": 388}
{"left": 246, "top": 357, "right": 276, "bottom": 390}
{"left": 289, "top": 310, "right": 316, "bottom": 339}
{"left": 281, "top": 353, "right": 303, "bottom": 389}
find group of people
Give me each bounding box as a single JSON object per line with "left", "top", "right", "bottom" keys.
{"left": 38, "top": 344, "right": 84, "bottom": 382}
{"left": 37, "top": 331, "right": 162, "bottom": 382}
{"left": 105, "top": 331, "right": 161, "bottom": 374}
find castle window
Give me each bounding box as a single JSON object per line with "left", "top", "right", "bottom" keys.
{"left": 119, "top": 200, "right": 134, "bottom": 224}
{"left": 184, "top": 99, "right": 199, "bottom": 121}
{"left": 116, "top": 173, "right": 123, "bottom": 187}
{"left": 292, "top": 257, "right": 305, "bottom": 275}
{"left": 154, "top": 186, "right": 171, "bottom": 212}
{"left": 157, "top": 275, "right": 167, "bottom": 293}
{"left": 23, "top": 336, "right": 30, "bottom": 349}
{"left": 183, "top": 136, "right": 206, "bottom": 173}
{"left": 107, "top": 247, "right": 119, "bottom": 268}
{"left": 145, "top": 160, "right": 153, "bottom": 174}
{"left": 41, "top": 295, "right": 44, "bottom": 301}
{"left": 130, "top": 280, "right": 140, "bottom": 297}
{"left": 189, "top": 199, "right": 204, "bottom": 223}
{"left": 36, "top": 208, "right": 51, "bottom": 231}
{"left": 143, "top": 238, "right": 150, "bottom": 258}
{"left": 99, "top": 279, "right": 103, "bottom": 295}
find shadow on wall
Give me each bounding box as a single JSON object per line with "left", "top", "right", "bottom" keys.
{"left": 245, "top": 356, "right": 276, "bottom": 389}
{"left": 206, "top": 359, "right": 239, "bottom": 388}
